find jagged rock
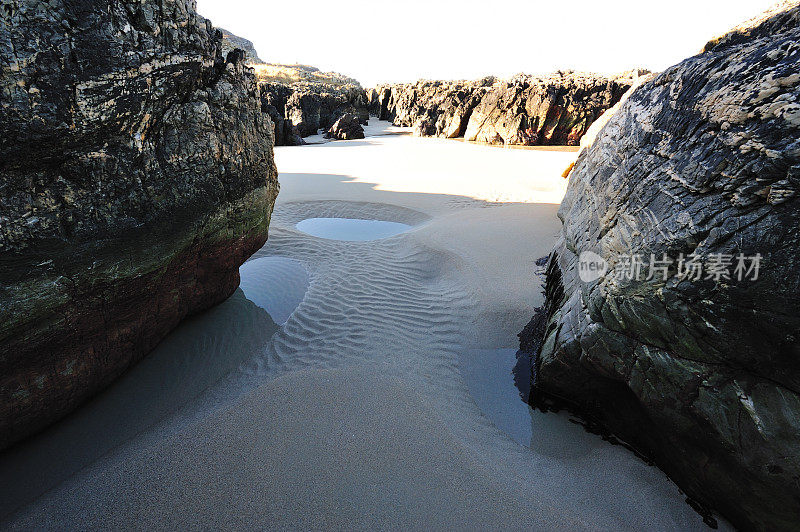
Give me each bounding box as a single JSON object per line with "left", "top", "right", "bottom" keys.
{"left": 562, "top": 73, "right": 657, "bottom": 178}
{"left": 464, "top": 71, "right": 642, "bottom": 145}
{"left": 374, "top": 78, "right": 494, "bottom": 139}
{"left": 0, "top": 0, "right": 279, "bottom": 449}
{"left": 259, "top": 82, "right": 368, "bottom": 143}
{"left": 521, "top": 3, "right": 800, "bottom": 530}
{"left": 259, "top": 82, "right": 303, "bottom": 146}
{"left": 366, "top": 87, "right": 381, "bottom": 115}
{"left": 325, "top": 113, "right": 365, "bottom": 140}
{"left": 374, "top": 72, "right": 640, "bottom": 145}
{"left": 701, "top": 0, "right": 800, "bottom": 52}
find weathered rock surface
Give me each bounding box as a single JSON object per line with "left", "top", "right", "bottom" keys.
{"left": 258, "top": 82, "right": 304, "bottom": 146}
{"left": 325, "top": 113, "right": 365, "bottom": 140}
{"left": 374, "top": 78, "right": 495, "bottom": 139}
{"left": 213, "top": 29, "right": 369, "bottom": 146}
{"left": 465, "top": 71, "right": 643, "bottom": 146}
{"left": 0, "top": 0, "right": 279, "bottom": 449}
{"left": 259, "top": 82, "right": 368, "bottom": 144}
{"left": 521, "top": 3, "right": 800, "bottom": 530}
{"left": 374, "top": 72, "right": 643, "bottom": 145}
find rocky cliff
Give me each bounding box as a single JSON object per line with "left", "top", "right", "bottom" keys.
{"left": 214, "top": 29, "right": 370, "bottom": 146}
{"left": 0, "top": 0, "right": 279, "bottom": 449}
{"left": 520, "top": 2, "right": 800, "bottom": 529}
{"left": 371, "top": 78, "right": 495, "bottom": 138}
{"left": 373, "top": 71, "right": 643, "bottom": 145}
{"left": 259, "top": 81, "right": 369, "bottom": 144}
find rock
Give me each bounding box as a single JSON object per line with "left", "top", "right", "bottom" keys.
{"left": 374, "top": 78, "right": 494, "bottom": 139}
{"left": 562, "top": 73, "right": 657, "bottom": 177}
{"left": 219, "top": 27, "right": 263, "bottom": 63}
{"left": 366, "top": 87, "right": 381, "bottom": 115}
{"left": 259, "top": 82, "right": 304, "bottom": 146}
{"left": 215, "top": 33, "right": 369, "bottom": 145}
{"left": 0, "top": 0, "right": 279, "bottom": 449}
{"left": 325, "top": 113, "right": 365, "bottom": 140}
{"left": 259, "top": 81, "right": 369, "bottom": 143}
{"left": 701, "top": 0, "right": 800, "bottom": 52}
{"left": 464, "top": 71, "right": 641, "bottom": 146}
{"left": 374, "top": 72, "right": 640, "bottom": 145}
{"left": 520, "top": 3, "right": 800, "bottom": 530}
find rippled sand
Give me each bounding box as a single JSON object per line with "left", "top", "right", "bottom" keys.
{"left": 2, "top": 120, "right": 722, "bottom": 530}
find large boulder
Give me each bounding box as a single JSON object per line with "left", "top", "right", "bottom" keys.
{"left": 286, "top": 90, "right": 323, "bottom": 137}
{"left": 0, "top": 0, "right": 279, "bottom": 449}
{"left": 521, "top": 2, "right": 800, "bottom": 530}
{"left": 325, "top": 113, "right": 365, "bottom": 140}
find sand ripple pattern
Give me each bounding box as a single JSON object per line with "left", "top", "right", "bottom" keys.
{"left": 3, "top": 199, "right": 711, "bottom": 530}
{"left": 245, "top": 200, "right": 470, "bottom": 384}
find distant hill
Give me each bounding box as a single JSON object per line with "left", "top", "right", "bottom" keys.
{"left": 218, "top": 28, "right": 263, "bottom": 63}
{"left": 219, "top": 29, "right": 361, "bottom": 88}
{"left": 250, "top": 63, "right": 362, "bottom": 89}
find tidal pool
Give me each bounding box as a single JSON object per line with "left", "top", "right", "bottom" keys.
{"left": 296, "top": 217, "right": 411, "bottom": 241}
{"left": 239, "top": 256, "right": 309, "bottom": 324}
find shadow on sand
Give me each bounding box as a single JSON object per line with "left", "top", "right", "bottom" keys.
{"left": 0, "top": 289, "right": 280, "bottom": 521}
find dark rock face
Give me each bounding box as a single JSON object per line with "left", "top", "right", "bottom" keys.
{"left": 465, "top": 72, "right": 639, "bottom": 146}
{"left": 259, "top": 82, "right": 368, "bottom": 144}
{"left": 521, "top": 4, "right": 800, "bottom": 530}
{"left": 325, "top": 113, "right": 365, "bottom": 140}
{"left": 374, "top": 78, "right": 494, "bottom": 139}
{"left": 366, "top": 87, "right": 382, "bottom": 116}
{"left": 259, "top": 82, "right": 304, "bottom": 146}
{"left": 374, "top": 72, "right": 640, "bottom": 145}
{"left": 0, "top": 0, "right": 279, "bottom": 449}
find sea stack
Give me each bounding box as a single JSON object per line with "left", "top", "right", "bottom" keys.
{"left": 0, "top": 0, "right": 279, "bottom": 449}
{"left": 521, "top": 2, "right": 800, "bottom": 530}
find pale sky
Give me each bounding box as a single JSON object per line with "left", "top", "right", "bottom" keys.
{"left": 196, "top": 0, "right": 777, "bottom": 87}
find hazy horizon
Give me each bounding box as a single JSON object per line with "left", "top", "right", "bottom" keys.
{"left": 197, "top": 1, "right": 773, "bottom": 87}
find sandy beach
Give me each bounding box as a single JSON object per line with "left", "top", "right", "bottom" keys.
{"left": 1, "top": 121, "right": 716, "bottom": 530}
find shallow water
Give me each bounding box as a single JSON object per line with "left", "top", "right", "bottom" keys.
{"left": 458, "top": 348, "right": 606, "bottom": 458}
{"left": 296, "top": 217, "right": 411, "bottom": 241}
{"left": 239, "top": 257, "right": 309, "bottom": 324}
